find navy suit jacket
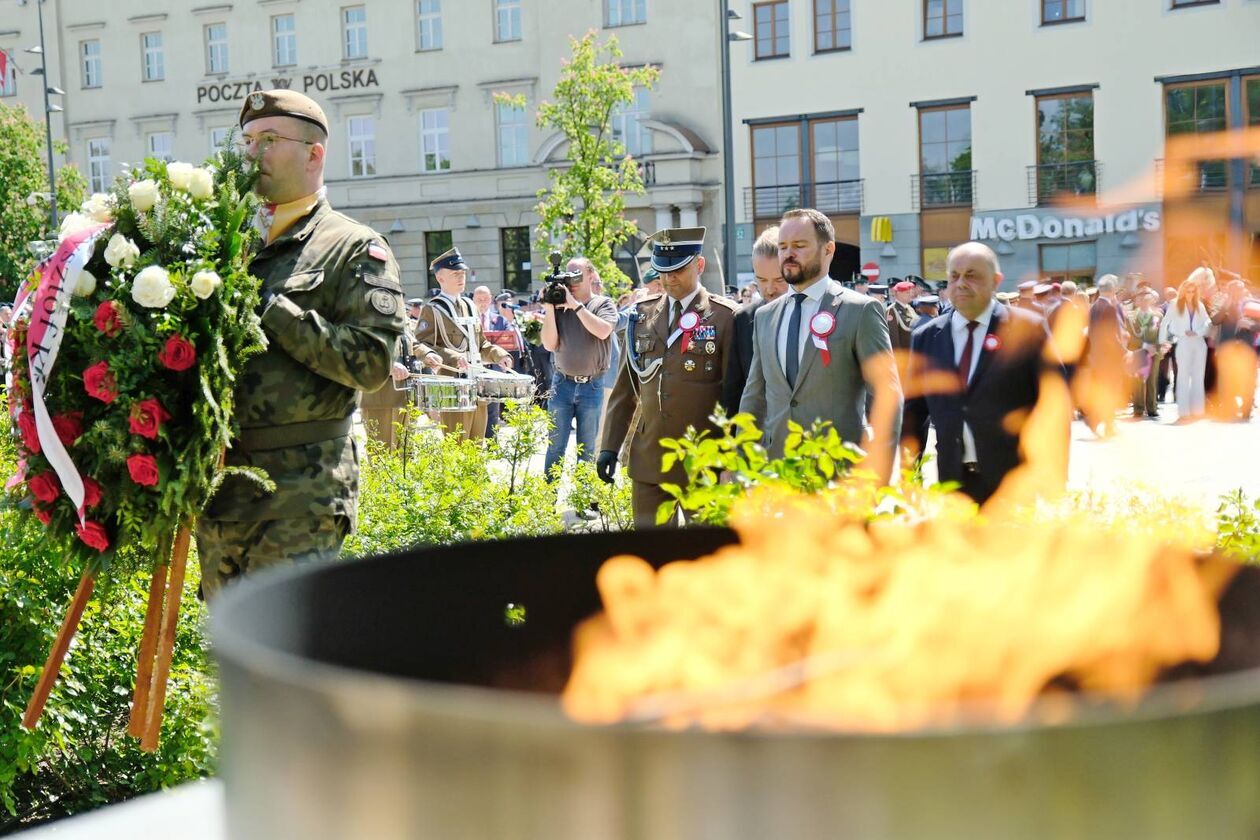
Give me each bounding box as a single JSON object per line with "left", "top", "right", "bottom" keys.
{"left": 903, "top": 302, "right": 1052, "bottom": 497}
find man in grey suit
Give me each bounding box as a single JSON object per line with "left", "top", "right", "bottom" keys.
{"left": 739, "top": 208, "right": 903, "bottom": 483}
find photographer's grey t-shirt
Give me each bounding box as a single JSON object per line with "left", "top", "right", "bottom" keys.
{"left": 554, "top": 295, "right": 618, "bottom": 377}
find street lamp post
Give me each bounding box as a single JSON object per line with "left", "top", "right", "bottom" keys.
{"left": 22, "top": 0, "right": 60, "bottom": 231}
{"left": 719, "top": 3, "right": 751, "bottom": 294}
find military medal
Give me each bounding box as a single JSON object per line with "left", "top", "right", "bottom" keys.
{"left": 676, "top": 311, "right": 701, "bottom": 353}
{"left": 809, "top": 311, "right": 837, "bottom": 367}
{"left": 983, "top": 333, "right": 1001, "bottom": 352}
{"left": 684, "top": 359, "right": 696, "bottom": 372}
{"left": 705, "top": 341, "right": 716, "bottom": 355}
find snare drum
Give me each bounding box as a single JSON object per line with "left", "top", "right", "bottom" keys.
{"left": 410, "top": 375, "right": 477, "bottom": 413}
{"left": 474, "top": 368, "right": 536, "bottom": 402}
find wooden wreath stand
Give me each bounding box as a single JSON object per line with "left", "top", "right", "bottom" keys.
{"left": 22, "top": 522, "right": 193, "bottom": 753}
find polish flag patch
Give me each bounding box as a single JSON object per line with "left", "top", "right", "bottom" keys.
{"left": 367, "top": 242, "right": 388, "bottom": 262}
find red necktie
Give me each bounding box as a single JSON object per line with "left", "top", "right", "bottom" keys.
{"left": 958, "top": 321, "right": 980, "bottom": 386}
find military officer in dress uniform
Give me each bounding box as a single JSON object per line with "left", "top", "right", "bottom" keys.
{"left": 198, "top": 89, "right": 406, "bottom": 599}
{"left": 596, "top": 227, "right": 739, "bottom": 527}
{"left": 414, "top": 248, "right": 512, "bottom": 440}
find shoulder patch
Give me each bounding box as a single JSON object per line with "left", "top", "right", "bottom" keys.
{"left": 355, "top": 257, "right": 402, "bottom": 292}
{"left": 368, "top": 242, "right": 389, "bottom": 262}
{"left": 369, "top": 288, "right": 400, "bottom": 316}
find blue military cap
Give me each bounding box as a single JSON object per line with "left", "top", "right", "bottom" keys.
{"left": 648, "top": 227, "right": 705, "bottom": 272}
{"left": 429, "top": 247, "right": 469, "bottom": 273}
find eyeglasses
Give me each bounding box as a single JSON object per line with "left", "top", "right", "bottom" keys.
{"left": 235, "top": 132, "right": 314, "bottom": 152}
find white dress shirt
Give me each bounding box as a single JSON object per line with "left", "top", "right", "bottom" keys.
{"left": 776, "top": 278, "right": 830, "bottom": 378}
{"left": 950, "top": 298, "right": 996, "bottom": 464}
{"left": 665, "top": 287, "right": 701, "bottom": 345}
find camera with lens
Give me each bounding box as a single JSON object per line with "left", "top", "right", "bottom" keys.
{"left": 541, "top": 251, "right": 583, "bottom": 306}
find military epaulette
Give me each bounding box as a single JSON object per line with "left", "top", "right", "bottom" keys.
{"left": 709, "top": 295, "right": 740, "bottom": 311}
{"left": 637, "top": 293, "right": 664, "bottom": 306}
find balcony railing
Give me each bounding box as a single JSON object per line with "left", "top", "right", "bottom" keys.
{"left": 743, "top": 179, "right": 864, "bottom": 221}
{"left": 912, "top": 170, "right": 976, "bottom": 210}
{"left": 1027, "top": 160, "right": 1101, "bottom": 205}
{"left": 1153, "top": 158, "right": 1231, "bottom": 197}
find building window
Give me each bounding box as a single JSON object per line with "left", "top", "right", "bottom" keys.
{"left": 81, "top": 40, "right": 102, "bottom": 88}
{"left": 810, "top": 117, "right": 861, "bottom": 213}
{"left": 755, "top": 2, "right": 790, "bottom": 59}
{"left": 1246, "top": 77, "right": 1260, "bottom": 187}
{"left": 343, "top": 6, "right": 368, "bottom": 60}
{"left": 1170, "top": 0, "right": 1219, "bottom": 7}
{"left": 1035, "top": 92, "right": 1096, "bottom": 203}
{"left": 501, "top": 227, "right": 532, "bottom": 293}
{"left": 205, "top": 23, "right": 229, "bottom": 75}
{"left": 147, "top": 131, "right": 174, "bottom": 163}
{"left": 495, "top": 0, "right": 522, "bottom": 43}
{"left": 417, "top": 0, "right": 443, "bottom": 50}
{"left": 497, "top": 103, "right": 529, "bottom": 167}
{"left": 924, "top": 0, "right": 963, "bottom": 38}
{"left": 608, "top": 0, "right": 646, "bottom": 26}
{"left": 1040, "top": 241, "right": 1097, "bottom": 286}
{"left": 348, "top": 116, "right": 376, "bottom": 178}
{"left": 750, "top": 123, "right": 802, "bottom": 219}
{"left": 612, "top": 87, "right": 652, "bottom": 157}
{"left": 210, "top": 126, "right": 233, "bottom": 153}
{"left": 919, "top": 105, "right": 973, "bottom": 206}
{"left": 420, "top": 108, "right": 451, "bottom": 172}
{"left": 1041, "top": 0, "right": 1085, "bottom": 24}
{"left": 272, "top": 14, "right": 297, "bottom": 67}
{"left": 141, "top": 32, "right": 165, "bottom": 82}
{"left": 87, "top": 138, "right": 111, "bottom": 193}
{"left": 1, "top": 52, "right": 16, "bottom": 96}
{"left": 1165, "top": 82, "right": 1229, "bottom": 191}
{"left": 424, "top": 230, "right": 453, "bottom": 289}
{"left": 814, "top": 0, "right": 851, "bottom": 53}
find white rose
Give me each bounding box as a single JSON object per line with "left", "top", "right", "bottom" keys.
{"left": 132, "top": 265, "right": 176, "bottom": 309}
{"left": 128, "top": 179, "right": 160, "bottom": 212}
{"left": 80, "top": 193, "right": 114, "bottom": 223}
{"left": 187, "top": 167, "right": 214, "bottom": 200}
{"left": 57, "top": 212, "right": 97, "bottom": 241}
{"left": 74, "top": 268, "right": 98, "bottom": 297}
{"left": 189, "top": 269, "right": 221, "bottom": 300}
{"left": 166, "top": 162, "right": 194, "bottom": 192}
{"left": 104, "top": 233, "right": 140, "bottom": 268}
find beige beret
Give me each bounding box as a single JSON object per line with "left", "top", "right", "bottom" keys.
{"left": 239, "top": 89, "right": 328, "bottom": 135}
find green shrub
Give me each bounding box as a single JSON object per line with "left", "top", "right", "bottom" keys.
{"left": 1217, "top": 489, "right": 1260, "bottom": 562}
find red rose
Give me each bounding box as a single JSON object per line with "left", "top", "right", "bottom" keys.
{"left": 82, "top": 477, "right": 103, "bottom": 509}
{"left": 84, "top": 361, "right": 119, "bottom": 403}
{"left": 8, "top": 322, "right": 26, "bottom": 356}
{"left": 28, "top": 471, "right": 60, "bottom": 504}
{"left": 93, "top": 301, "right": 122, "bottom": 337}
{"left": 16, "top": 411, "right": 40, "bottom": 455}
{"left": 126, "top": 453, "right": 160, "bottom": 487}
{"left": 157, "top": 335, "right": 197, "bottom": 372}
{"left": 35, "top": 507, "right": 52, "bottom": 526}
{"left": 52, "top": 412, "right": 84, "bottom": 447}
{"left": 75, "top": 520, "right": 110, "bottom": 552}
{"left": 128, "top": 399, "right": 171, "bottom": 440}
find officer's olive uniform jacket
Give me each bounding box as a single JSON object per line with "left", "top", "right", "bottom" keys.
{"left": 205, "top": 197, "right": 406, "bottom": 522}
{"left": 600, "top": 288, "right": 739, "bottom": 485}
{"left": 414, "top": 295, "right": 509, "bottom": 369}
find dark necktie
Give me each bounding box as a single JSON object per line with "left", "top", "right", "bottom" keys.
{"left": 785, "top": 293, "right": 807, "bottom": 388}
{"left": 667, "top": 300, "right": 678, "bottom": 333}
{"left": 958, "top": 320, "right": 980, "bottom": 386}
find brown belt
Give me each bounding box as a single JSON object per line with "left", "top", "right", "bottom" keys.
{"left": 235, "top": 417, "right": 353, "bottom": 452}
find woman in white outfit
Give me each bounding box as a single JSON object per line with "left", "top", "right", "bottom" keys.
{"left": 1160, "top": 267, "right": 1213, "bottom": 421}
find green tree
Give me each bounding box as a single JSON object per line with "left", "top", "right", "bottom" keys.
{"left": 497, "top": 31, "right": 658, "bottom": 299}
{"left": 0, "top": 103, "right": 88, "bottom": 299}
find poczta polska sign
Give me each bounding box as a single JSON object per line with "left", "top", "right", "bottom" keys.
{"left": 196, "top": 68, "right": 380, "bottom": 104}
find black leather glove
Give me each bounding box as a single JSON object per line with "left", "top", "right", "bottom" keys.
{"left": 596, "top": 450, "right": 618, "bottom": 484}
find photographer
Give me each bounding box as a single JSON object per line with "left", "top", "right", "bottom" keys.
{"left": 540, "top": 256, "right": 618, "bottom": 479}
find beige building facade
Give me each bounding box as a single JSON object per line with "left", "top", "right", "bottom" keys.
{"left": 1, "top": 0, "right": 727, "bottom": 298}
{"left": 727, "top": 0, "right": 1260, "bottom": 289}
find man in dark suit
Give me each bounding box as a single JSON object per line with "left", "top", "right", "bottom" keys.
{"left": 902, "top": 242, "right": 1060, "bottom": 505}
{"left": 724, "top": 225, "right": 788, "bottom": 412}
{"left": 740, "top": 209, "right": 902, "bottom": 483}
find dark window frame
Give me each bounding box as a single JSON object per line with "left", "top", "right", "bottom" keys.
{"left": 814, "top": 0, "right": 853, "bottom": 54}
{"left": 923, "top": 0, "right": 963, "bottom": 41}
{"left": 1163, "top": 79, "right": 1231, "bottom": 191}
{"left": 1170, "top": 0, "right": 1220, "bottom": 8}
{"left": 424, "top": 230, "right": 454, "bottom": 291}
{"left": 754, "top": 0, "right": 791, "bottom": 61}
{"left": 500, "top": 226, "right": 533, "bottom": 293}
{"left": 917, "top": 103, "right": 973, "bottom": 207}
{"left": 1040, "top": 0, "right": 1085, "bottom": 26}
{"left": 1038, "top": 241, "right": 1098, "bottom": 286}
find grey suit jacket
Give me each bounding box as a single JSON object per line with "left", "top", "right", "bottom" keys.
{"left": 738, "top": 279, "right": 903, "bottom": 460}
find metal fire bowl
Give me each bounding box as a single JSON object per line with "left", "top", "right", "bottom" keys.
{"left": 213, "top": 528, "right": 1260, "bottom": 840}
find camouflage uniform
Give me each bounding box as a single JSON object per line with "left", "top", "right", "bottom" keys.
{"left": 197, "top": 197, "right": 406, "bottom": 598}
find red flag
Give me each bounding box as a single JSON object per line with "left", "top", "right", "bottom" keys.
{"left": 0, "top": 49, "right": 8, "bottom": 84}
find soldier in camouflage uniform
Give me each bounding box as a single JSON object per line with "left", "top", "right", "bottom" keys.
{"left": 197, "top": 89, "right": 406, "bottom": 599}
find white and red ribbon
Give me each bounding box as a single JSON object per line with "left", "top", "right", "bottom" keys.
{"left": 809, "top": 310, "right": 836, "bottom": 367}
{"left": 670, "top": 310, "right": 701, "bottom": 353}
{"left": 12, "top": 224, "right": 109, "bottom": 520}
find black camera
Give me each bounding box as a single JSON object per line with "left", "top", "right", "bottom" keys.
{"left": 542, "top": 251, "right": 583, "bottom": 306}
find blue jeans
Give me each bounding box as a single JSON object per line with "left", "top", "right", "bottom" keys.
{"left": 543, "top": 373, "right": 605, "bottom": 479}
